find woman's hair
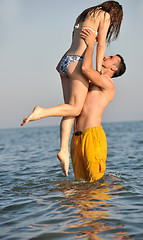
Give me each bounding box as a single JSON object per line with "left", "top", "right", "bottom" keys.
{"left": 76, "top": 1, "right": 123, "bottom": 43}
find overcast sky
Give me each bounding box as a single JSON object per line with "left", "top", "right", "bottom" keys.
{"left": 0, "top": 0, "right": 143, "bottom": 129}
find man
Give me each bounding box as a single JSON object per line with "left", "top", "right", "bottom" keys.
{"left": 70, "top": 29, "right": 126, "bottom": 182}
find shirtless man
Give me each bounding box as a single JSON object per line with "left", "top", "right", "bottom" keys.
{"left": 21, "top": 30, "right": 126, "bottom": 179}
{"left": 70, "top": 29, "right": 126, "bottom": 182}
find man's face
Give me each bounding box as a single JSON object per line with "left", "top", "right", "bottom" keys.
{"left": 102, "top": 55, "right": 120, "bottom": 69}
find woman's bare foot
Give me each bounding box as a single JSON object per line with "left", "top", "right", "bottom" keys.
{"left": 57, "top": 150, "right": 69, "bottom": 176}
{"left": 21, "top": 106, "right": 44, "bottom": 126}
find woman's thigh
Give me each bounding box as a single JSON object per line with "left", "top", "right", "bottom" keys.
{"left": 67, "top": 61, "right": 89, "bottom": 112}
{"left": 60, "top": 74, "right": 71, "bottom": 104}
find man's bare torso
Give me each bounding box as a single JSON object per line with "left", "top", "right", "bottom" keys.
{"left": 75, "top": 78, "right": 115, "bottom": 131}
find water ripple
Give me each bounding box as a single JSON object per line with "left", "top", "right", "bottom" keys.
{"left": 0, "top": 123, "right": 143, "bottom": 239}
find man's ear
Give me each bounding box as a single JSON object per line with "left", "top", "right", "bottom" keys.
{"left": 111, "top": 65, "right": 118, "bottom": 72}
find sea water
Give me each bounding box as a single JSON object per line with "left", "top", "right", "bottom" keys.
{"left": 0, "top": 121, "right": 143, "bottom": 240}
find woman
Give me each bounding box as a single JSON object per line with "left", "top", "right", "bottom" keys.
{"left": 21, "top": 1, "right": 123, "bottom": 177}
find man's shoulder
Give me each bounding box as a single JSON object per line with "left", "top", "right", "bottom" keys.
{"left": 101, "top": 74, "right": 115, "bottom": 91}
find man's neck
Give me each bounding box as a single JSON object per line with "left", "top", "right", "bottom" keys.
{"left": 102, "top": 67, "right": 113, "bottom": 78}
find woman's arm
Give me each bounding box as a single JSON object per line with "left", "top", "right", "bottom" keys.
{"left": 81, "top": 29, "right": 114, "bottom": 90}
{"left": 96, "top": 12, "right": 110, "bottom": 72}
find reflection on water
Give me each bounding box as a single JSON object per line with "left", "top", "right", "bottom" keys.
{"left": 57, "top": 175, "right": 135, "bottom": 240}
{"left": 0, "top": 123, "right": 142, "bottom": 239}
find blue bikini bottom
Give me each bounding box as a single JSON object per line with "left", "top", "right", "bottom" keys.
{"left": 60, "top": 55, "right": 83, "bottom": 77}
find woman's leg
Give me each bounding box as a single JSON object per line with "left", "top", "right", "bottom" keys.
{"left": 57, "top": 63, "right": 89, "bottom": 176}
{"left": 20, "top": 103, "right": 80, "bottom": 126}
{"left": 20, "top": 62, "right": 89, "bottom": 177}
{"left": 21, "top": 73, "right": 88, "bottom": 126}
{"left": 57, "top": 75, "right": 73, "bottom": 176}
{"left": 57, "top": 116, "right": 74, "bottom": 176}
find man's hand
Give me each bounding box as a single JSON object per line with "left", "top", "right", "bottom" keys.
{"left": 80, "top": 29, "right": 97, "bottom": 47}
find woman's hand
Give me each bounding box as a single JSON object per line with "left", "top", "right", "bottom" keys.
{"left": 80, "top": 29, "right": 97, "bottom": 47}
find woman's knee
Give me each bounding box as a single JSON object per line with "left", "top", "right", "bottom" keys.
{"left": 69, "top": 99, "right": 84, "bottom": 116}
{"left": 74, "top": 105, "right": 82, "bottom": 116}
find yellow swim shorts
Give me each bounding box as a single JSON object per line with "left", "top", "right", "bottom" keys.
{"left": 70, "top": 126, "right": 107, "bottom": 182}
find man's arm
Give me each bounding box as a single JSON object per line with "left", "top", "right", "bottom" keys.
{"left": 80, "top": 29, "right": 113, "bottom": 90}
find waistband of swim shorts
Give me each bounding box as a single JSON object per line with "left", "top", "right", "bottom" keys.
{"left": 74, "top": 126, "right": 103, "bottom": 136}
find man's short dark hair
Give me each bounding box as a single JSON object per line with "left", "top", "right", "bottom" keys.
{"left": 112, "top": 54, "right": 126, "bottom": 78}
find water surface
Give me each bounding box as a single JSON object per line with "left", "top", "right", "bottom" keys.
{"left": 0, "top": 121, "right": 143, "bottom": 239}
